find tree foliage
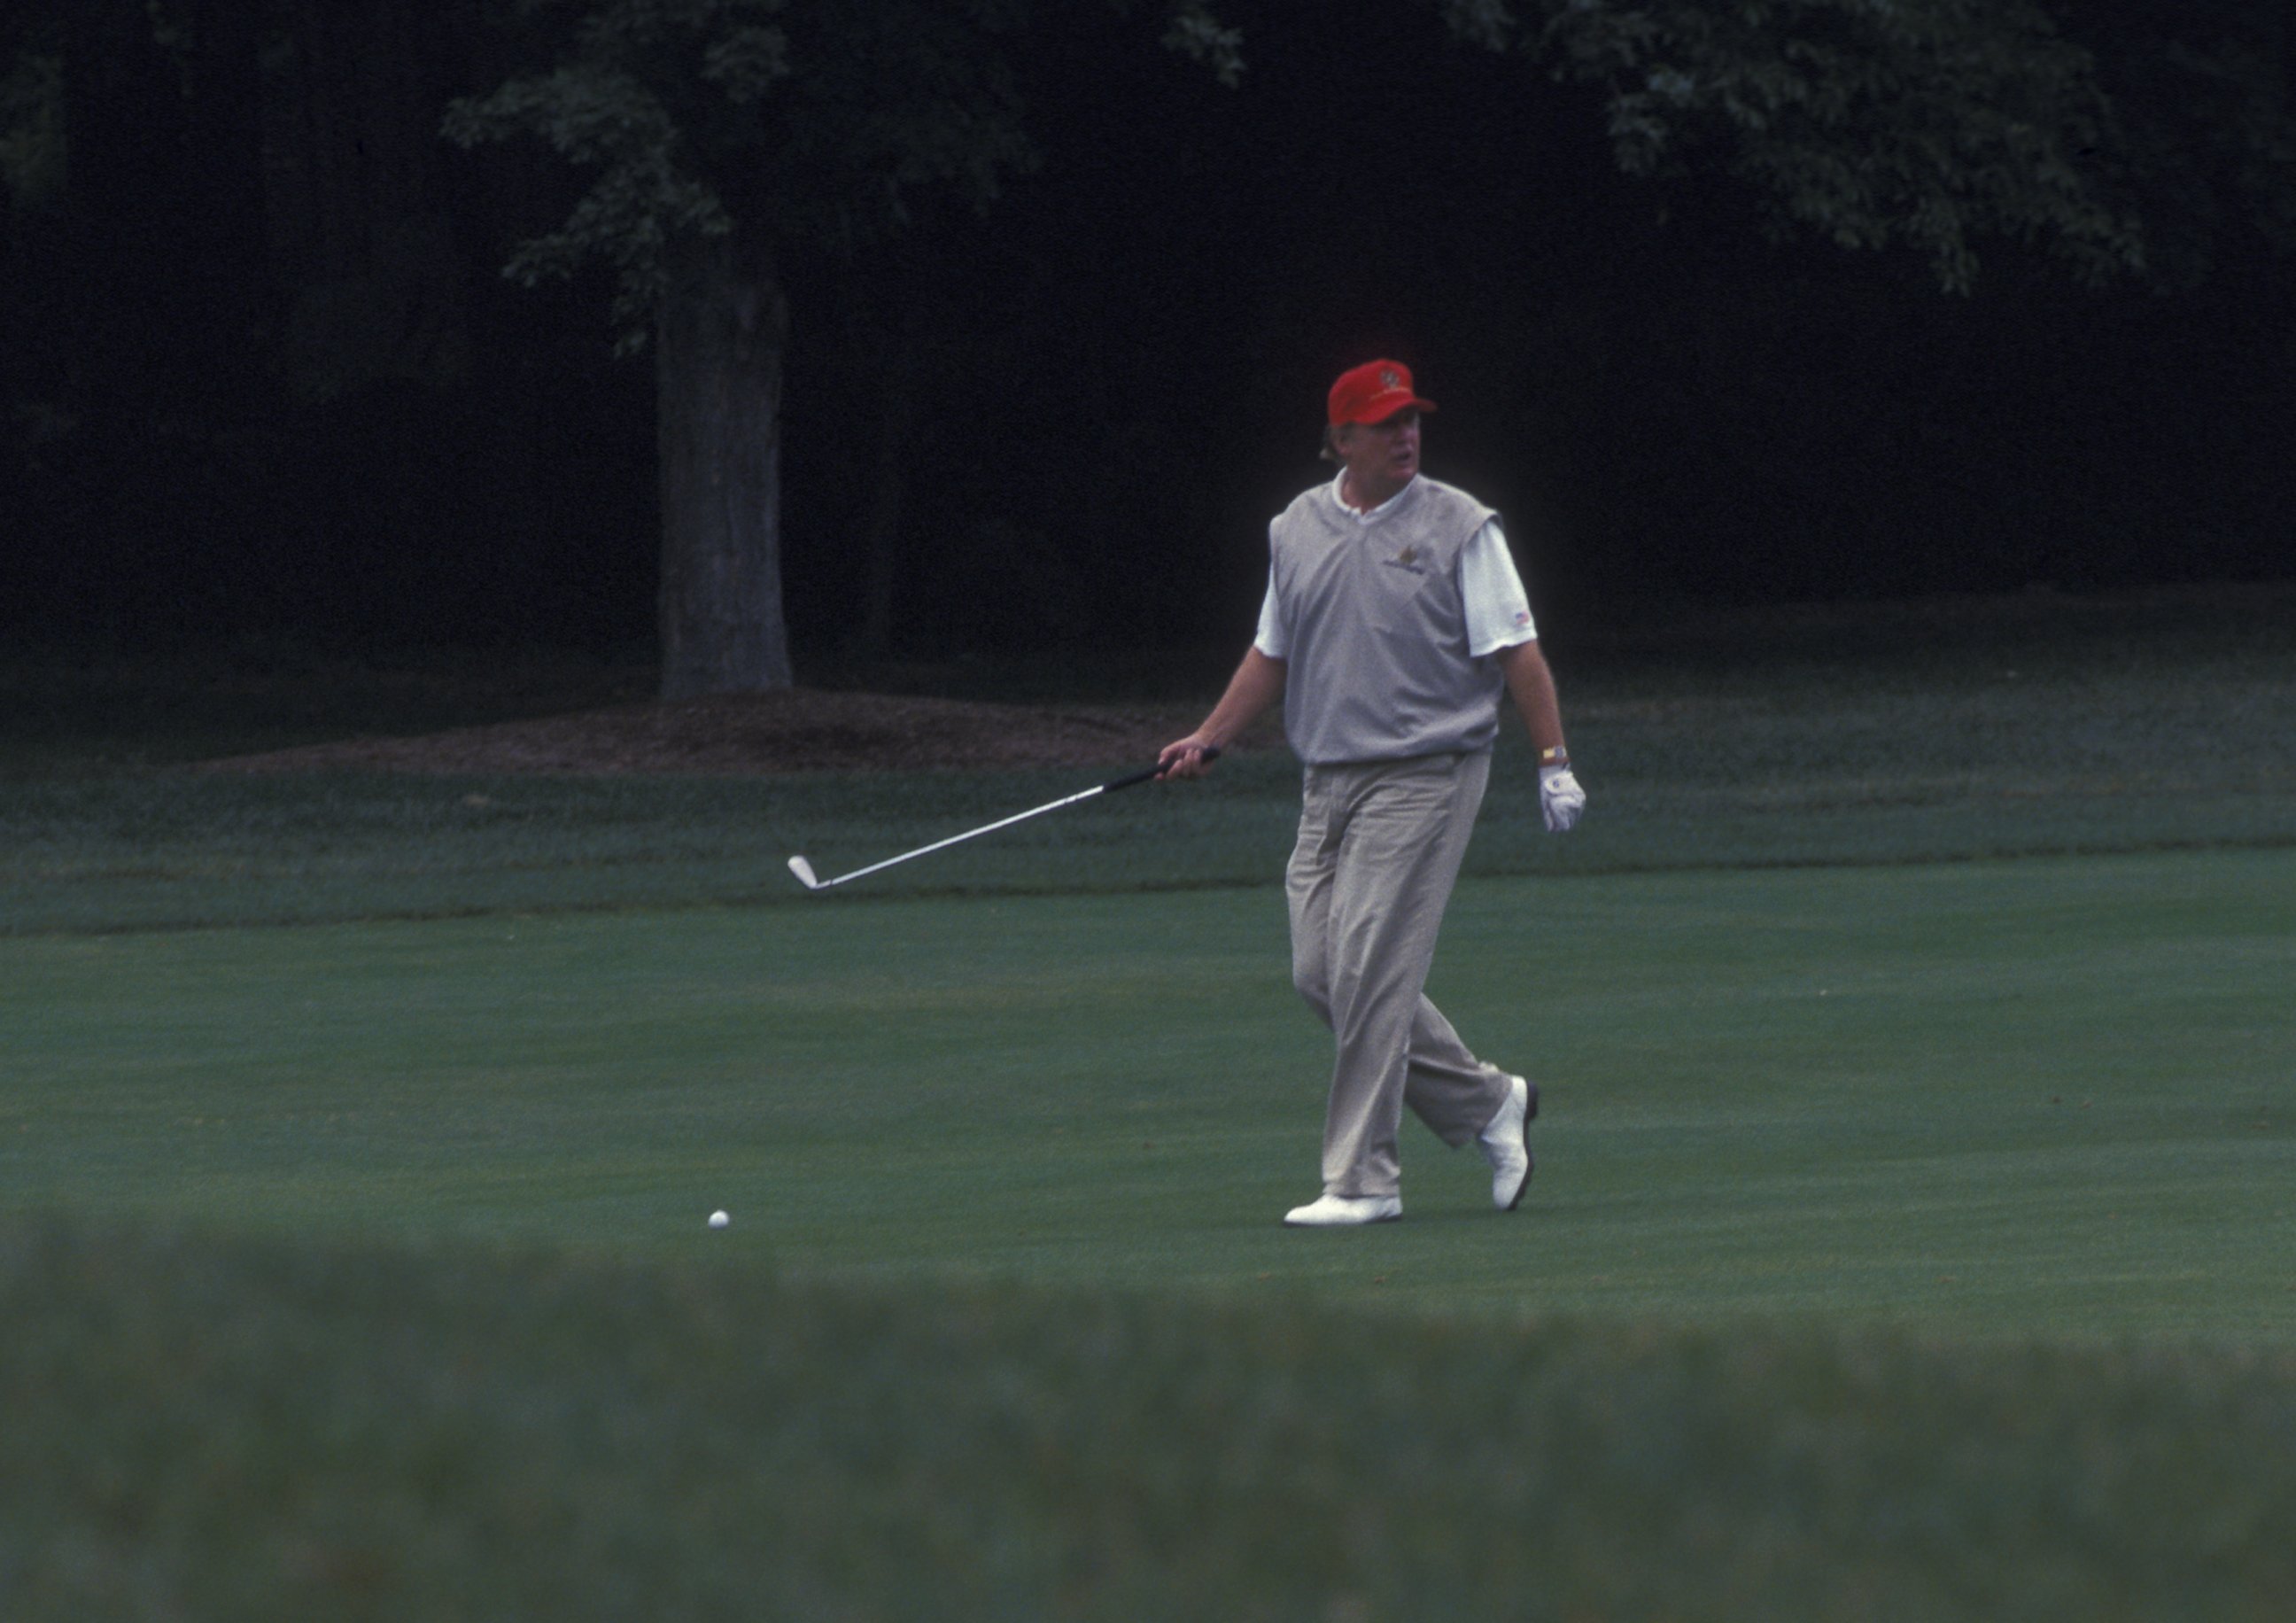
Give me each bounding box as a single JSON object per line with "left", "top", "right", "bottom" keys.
{"left": 443, "top": 0, "right": 1035, "bottom": 346}
{"left": 1436, "top": 0, "right": 2145, "bottom": 292}
{"left": 440, "top": 0, "right": 2161, "bottom": 369}
{"left": 435, "top": 0, "right": 2173, "bottom": 367}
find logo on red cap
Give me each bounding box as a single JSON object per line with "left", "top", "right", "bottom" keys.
{"left": 1328, "top": 359, "right": 1437, "bottom": 427}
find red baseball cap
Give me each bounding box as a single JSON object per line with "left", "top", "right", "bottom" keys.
{"left": 1328, "top": 359, "right": 1436, "bottom": 426}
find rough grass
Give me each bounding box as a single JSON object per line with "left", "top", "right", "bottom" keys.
{"left": 3, "top": 586, "right": 2292, "bottom": 935}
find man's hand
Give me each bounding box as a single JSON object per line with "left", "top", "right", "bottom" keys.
{"left": 1157, "top": 735, "right": 1220, "bottom": 780}
{"left": 1539, "top": 764, "right": 1585, "bottom": 833}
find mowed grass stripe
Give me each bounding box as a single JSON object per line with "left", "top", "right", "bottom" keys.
{"left": 4, "top": 846, "right": 2289, "bottom": 1340}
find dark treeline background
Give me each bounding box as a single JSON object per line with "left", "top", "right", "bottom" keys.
{"left": 4, "top": 2, "right": 2291, "bottom": 669}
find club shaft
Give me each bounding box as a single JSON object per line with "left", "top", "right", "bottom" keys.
{"left": 793, "top": 749, "right": 1214, "bottom": 890}
{"left": 809, "top": 783, "right": 1111, "bottom": 888}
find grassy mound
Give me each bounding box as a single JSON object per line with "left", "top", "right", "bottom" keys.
{"left": 4, "top": 1219, "right": 2292, "bottom": 1621}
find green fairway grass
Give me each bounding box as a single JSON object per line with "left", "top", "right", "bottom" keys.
{"left": 4, "top": 589, "right": 2292, "bottom": 1618}
{"left": 5, "top": 849, "right": 2290, "bottom": 1340}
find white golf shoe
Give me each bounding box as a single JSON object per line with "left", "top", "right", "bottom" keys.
{"left": 1478, "top": 1073, "right": 1538, "bottom": 1211}
{"left": 1283, "top": 1192, "right": 1402, "bottom": 1227}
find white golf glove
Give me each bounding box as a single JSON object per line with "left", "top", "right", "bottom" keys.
{"left": 1539, "top": 764, "right": 1585, "bottom": 833}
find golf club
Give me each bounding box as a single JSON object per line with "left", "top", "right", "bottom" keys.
{"left": 787, "top": 748, "right": 1218, "bottom": 892}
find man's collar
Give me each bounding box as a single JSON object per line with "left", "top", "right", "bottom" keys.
{"left": 1330, "top": 469, "right": 1418, "bottom": 524}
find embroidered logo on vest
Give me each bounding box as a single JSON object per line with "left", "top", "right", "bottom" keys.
{"left": 1383, "top": 544, "right": 1430, "bottom": 576}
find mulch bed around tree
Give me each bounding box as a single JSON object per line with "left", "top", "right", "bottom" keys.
{"left": 202, "top": 688, "right": 1264, "bottom": 777}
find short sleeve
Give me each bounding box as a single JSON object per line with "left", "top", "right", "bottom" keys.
{"left": 1253, "top": 569, "right": 1289, "bottom": 659}
{"left": 1460, "top": 519, "right": 1536, "bottom": 655}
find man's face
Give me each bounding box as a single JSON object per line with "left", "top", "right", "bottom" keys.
{"left": 1334, "top": 408, "right": 1421, "bottom": 502}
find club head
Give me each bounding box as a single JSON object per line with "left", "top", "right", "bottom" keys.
{"left": 787, "top": 855, "right": 823, "bottom": 890}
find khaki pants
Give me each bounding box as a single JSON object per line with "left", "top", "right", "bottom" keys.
{"left": 1287, "top": 750, "right": 1508, "bottom": 1199}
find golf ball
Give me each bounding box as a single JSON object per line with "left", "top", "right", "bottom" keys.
{"left": 709, "top": 1209, "right": 730, "bottom": 1230}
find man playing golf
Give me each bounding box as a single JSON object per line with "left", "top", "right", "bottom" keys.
{"left": 1159, "top": 359, "right": 1585, "bottom": 1226}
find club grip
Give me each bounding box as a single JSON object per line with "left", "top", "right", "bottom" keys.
{"left": 1105, "top": 745, "right": 1220, "bottom": 793}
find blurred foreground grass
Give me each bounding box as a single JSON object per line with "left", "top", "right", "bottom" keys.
{"left": 5, "top": 1220, "right": 2292, "bottom": 1623}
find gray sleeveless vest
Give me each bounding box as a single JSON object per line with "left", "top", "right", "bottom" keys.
{"left": 1268, "top": 475, "right": 1502, "bottom": 765}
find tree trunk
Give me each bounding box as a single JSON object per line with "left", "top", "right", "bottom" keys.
{"left": 655, "top": 233, "right": 794, "bottom": 697}
{"left": 853, "top": 310, "right": 918, "bottom": 660}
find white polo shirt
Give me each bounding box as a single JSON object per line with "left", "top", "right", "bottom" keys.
{"left": 1253, "top": 471, "right": 1537, "bottom": 660}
